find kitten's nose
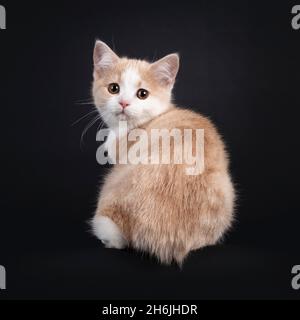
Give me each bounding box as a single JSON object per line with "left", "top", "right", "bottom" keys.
{"left": 119, "top": 100, "right": 130, "bottom": 109}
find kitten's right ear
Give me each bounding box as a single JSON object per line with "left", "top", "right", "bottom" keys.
{"left": 93, "top": 40, "right": 119, "bottom": 75}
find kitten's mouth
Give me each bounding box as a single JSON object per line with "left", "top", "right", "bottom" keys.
{"left": 116, "top": 110, "right": 128, "bottom": 116}
{"left": 116, "top": 110, "right": 129, "bottom": 120}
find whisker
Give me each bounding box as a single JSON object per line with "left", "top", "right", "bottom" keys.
{"left": 80, "top": 115, "right": 102, "bottom": 146}
{"left": 75, "top": 98, "right": 94, "bottom": 103}
{"left": 75, "top": 101, "right": 95, "bottom": 106}
{"left": 72, "top": 109, "right": 98, "bottom": 126}
{"left": 97, "top": 119, "right": 107, "bottom": 132}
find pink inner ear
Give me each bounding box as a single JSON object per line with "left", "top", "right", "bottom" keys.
{"left": 151, "top": 54, "right": 179, "bottom": 86}
{"left": 94, "top": 41, "right": 119, "bottom": 72}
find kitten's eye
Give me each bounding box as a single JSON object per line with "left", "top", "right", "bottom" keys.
{"left": 137, "top": 89, "right": 149, "bottom": 100}
{"left": 108, "top": 83, "right": 120, "bottom": 94}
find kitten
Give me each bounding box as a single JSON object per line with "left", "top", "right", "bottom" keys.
{"left": 91, "top": 40, "right": 235, "bottom": 265}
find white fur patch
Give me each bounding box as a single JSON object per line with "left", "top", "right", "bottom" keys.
{"left": 120, "top": 67, "right": 141, "bottom": 101}
{"left": 95, "top": 62, "right": 172, "bottom": 129}
{"left": 92, "top": 215, "right": 127, "bottom": 249}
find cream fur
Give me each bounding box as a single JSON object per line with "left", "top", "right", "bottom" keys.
{"left": 91, "top": 41, "right": 235, "bottom": 265}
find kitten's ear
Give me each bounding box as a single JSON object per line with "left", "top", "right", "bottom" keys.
{"left": 93, "top": 40, "right": 119, "bottom": 75}
{"left": 150, "top": 53, "right": 180, "bottom": 86}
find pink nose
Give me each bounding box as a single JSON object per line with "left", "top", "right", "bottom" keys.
{"left": 119, "top": 100, "right": 130, "bottom": 109}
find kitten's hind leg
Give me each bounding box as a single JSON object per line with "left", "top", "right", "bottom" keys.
{"left": 92, "top": 215, "right": 128, "bottom": 249}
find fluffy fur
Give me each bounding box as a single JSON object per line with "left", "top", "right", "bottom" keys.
{"left": 91, "top": 40, "right": 235, "bottom": 265}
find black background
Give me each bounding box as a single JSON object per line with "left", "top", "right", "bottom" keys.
{"left": 0, "top": 0, "right": 299, "bottom": 299}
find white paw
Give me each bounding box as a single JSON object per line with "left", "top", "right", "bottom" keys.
{"left": 92, "top": 215, "right": 127, "bottom": 249}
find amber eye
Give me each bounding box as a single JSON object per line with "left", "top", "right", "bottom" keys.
{"left": 137, "top": 88, "right": 149, "bottom": 100}
{"left": 108, "top": 83, "right": 120, "bottom": 94}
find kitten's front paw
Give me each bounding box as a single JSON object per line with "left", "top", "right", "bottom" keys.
{"left": 92, "top": 215, "right": 127, "bottom": 249}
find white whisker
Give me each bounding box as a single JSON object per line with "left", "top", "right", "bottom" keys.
{"left": 72, "top": 109, "right": 98, "bottom": 126}
{"left": 80, "top": 115, "right": 101, "bottom": 146}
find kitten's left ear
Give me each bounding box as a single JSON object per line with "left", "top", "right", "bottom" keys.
{"left": 150, "top": 53, "right": 180, "bottom": 86}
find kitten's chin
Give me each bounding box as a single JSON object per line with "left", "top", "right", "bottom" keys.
{"left": 102, "top": 112, "right": 132, "bottom": 129}
{"left": 101, "top": 103, "right": 173, "bottom": 130}
{"left": 116, "top": 113, "right": 129, "bottom": 121}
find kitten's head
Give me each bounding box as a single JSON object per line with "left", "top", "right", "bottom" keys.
{"left": 92, "top": 40, "right": 179, "bottom": 129}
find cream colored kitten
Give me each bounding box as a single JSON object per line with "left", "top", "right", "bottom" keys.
{"left": 91, "top": 40, "right": 235, "bottom": 265}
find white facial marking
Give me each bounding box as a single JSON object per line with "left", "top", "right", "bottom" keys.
{"left": 95, "top": 64, "right": 172, "bottom": 129}
{"left": 120, "top": 67, "right": 141, "bottom": 103}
